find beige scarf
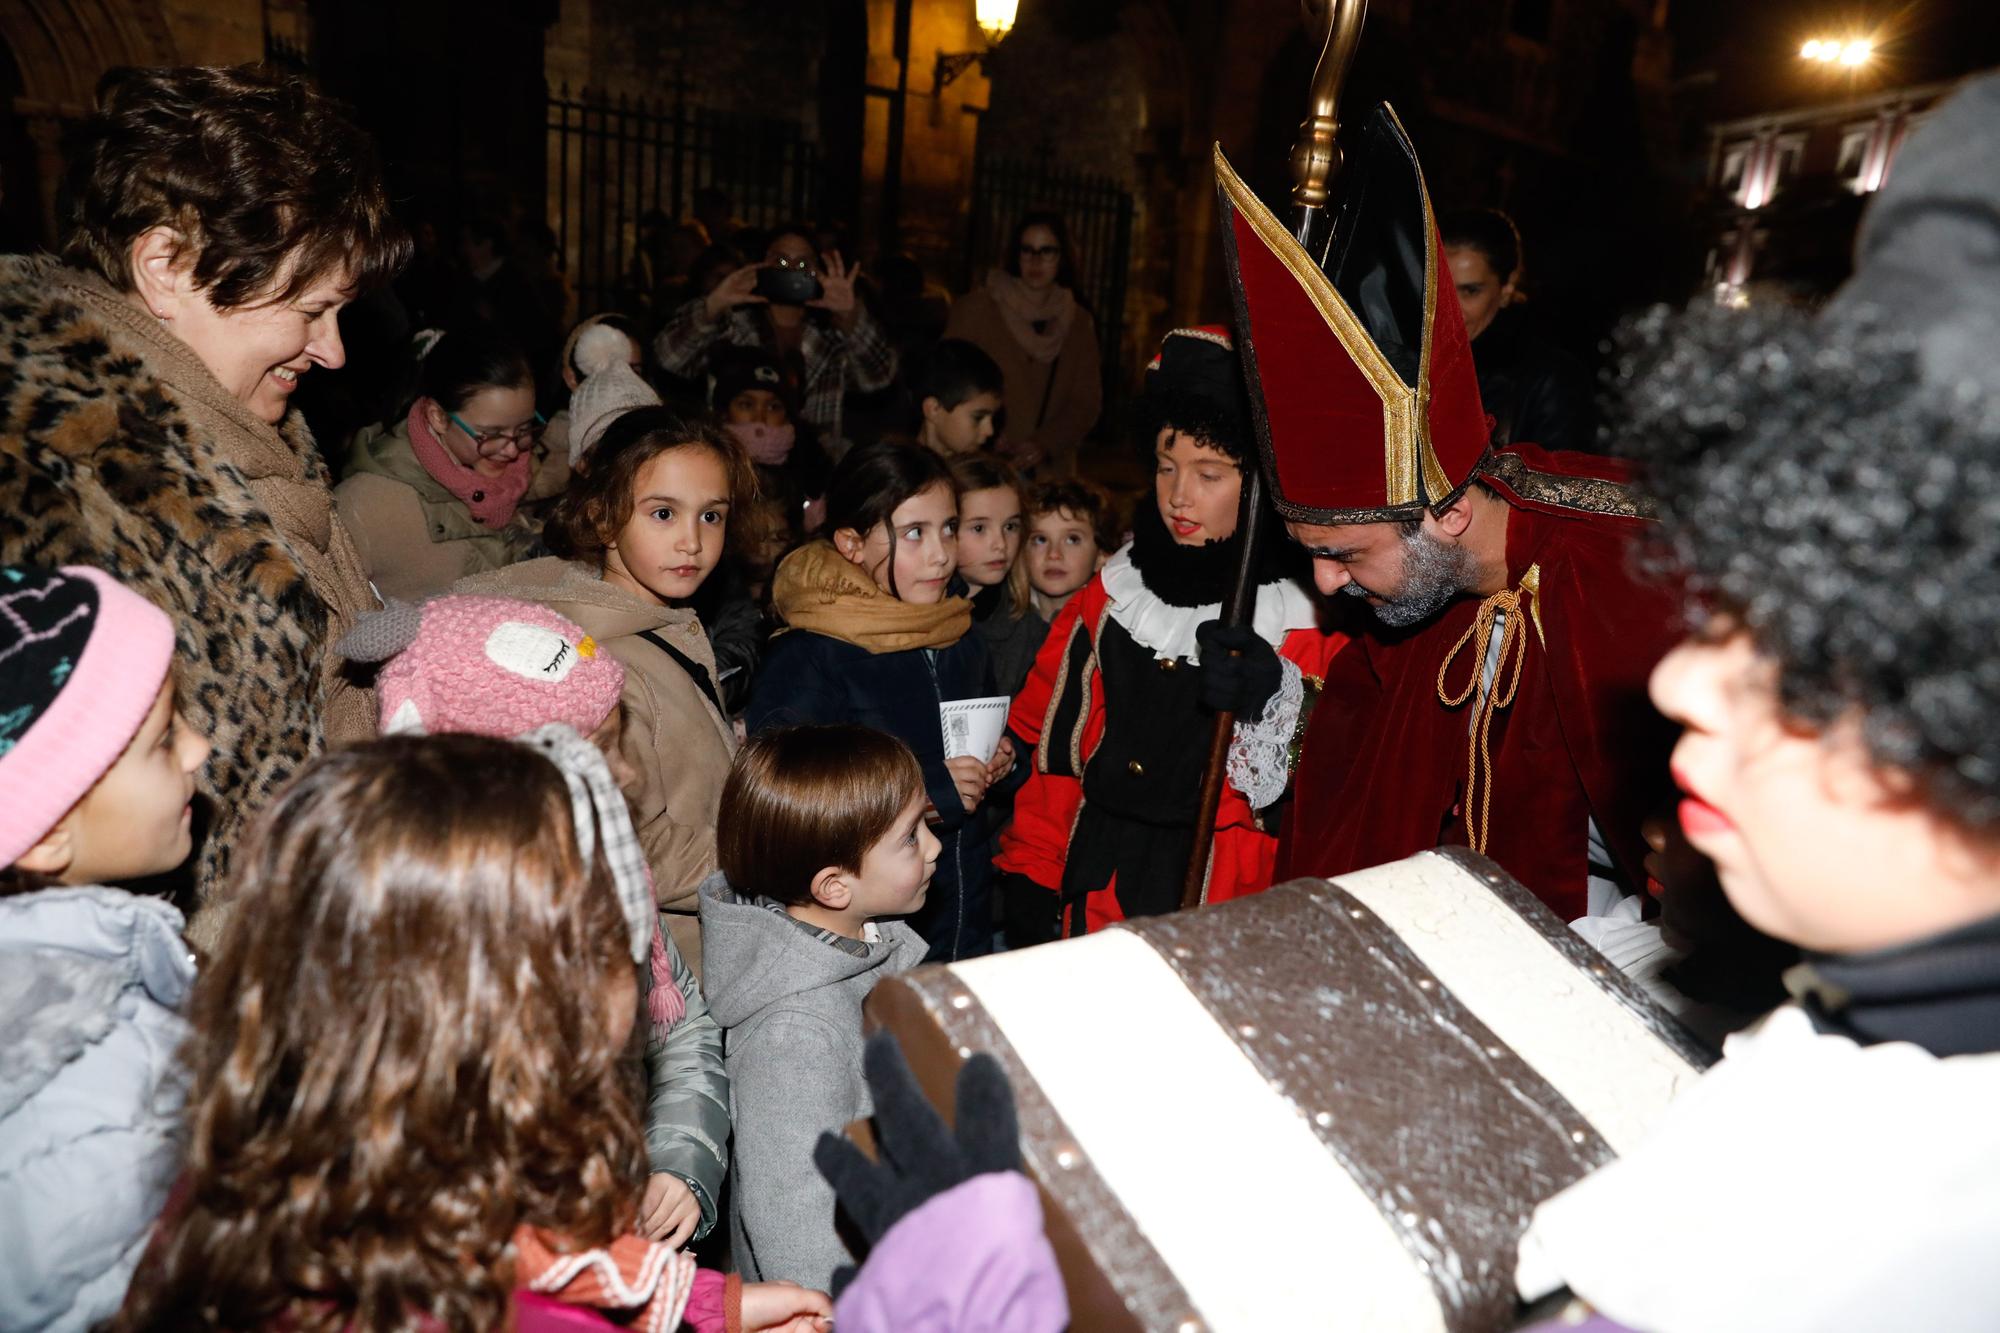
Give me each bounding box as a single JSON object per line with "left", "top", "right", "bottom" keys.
{"left": 985, "top": 268, "right": 1076, "bottom": 364}
{"left": 772, "top": 539, "right": 971, "bottom": 654}
{"left": 59, "top": 263, "right": 379, "bottom": 741}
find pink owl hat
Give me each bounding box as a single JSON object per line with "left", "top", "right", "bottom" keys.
{"left": 339, "top": 598, "right": 682, "bottom": 1026}
{"left": 338, "top": 595, "right": 626, "bottom": 739}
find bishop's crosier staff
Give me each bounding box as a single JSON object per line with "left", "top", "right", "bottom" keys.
{"left": 1181, "top": 0, "right": 1368, "bottom": 911}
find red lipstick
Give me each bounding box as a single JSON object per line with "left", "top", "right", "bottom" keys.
{"left": 1672, "top": 767, "right": 1735, "bottom": 838}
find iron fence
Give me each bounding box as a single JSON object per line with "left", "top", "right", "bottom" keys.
{"left": 960, "top": 151, "right": 1135, "bottom": 397}
{"left": 547, "top": 85, "right": 822, "bottom": 319}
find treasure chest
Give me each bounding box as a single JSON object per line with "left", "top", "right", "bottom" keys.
{"left": 864, "top": 848, "right": 1711, "bottom": 1332}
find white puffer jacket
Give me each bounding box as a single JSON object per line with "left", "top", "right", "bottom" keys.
{"left": 0, "top": 888, "right": 194, "bottom": 1331}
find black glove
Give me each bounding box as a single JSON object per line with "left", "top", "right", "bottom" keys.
{"left": 1196, "top": 619, "right": 1283, "bottom": 722}
{"left": 814, "top": 1032, "right": 1022, "bottom": 1265}
{"left": 1000, "top": 872, "right": 1063, "bottom": 948}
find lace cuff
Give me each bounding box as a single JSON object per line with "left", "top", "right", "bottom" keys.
{"left": 1227, "top": 656, "right": 1304, "bottom": 810}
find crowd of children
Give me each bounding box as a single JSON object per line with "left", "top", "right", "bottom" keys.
{"left": 3, "top": 299, "right": 1318, "bottom": 1328}
{"left": 7, "top": 56, "right": 2000, "bottom": 1333}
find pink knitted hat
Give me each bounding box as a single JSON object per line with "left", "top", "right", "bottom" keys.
{"left": 338, "top": 595, "right": 626, "bottom": 738}
{"left": 0, "top": 566, "right": 178, "bottom": 867}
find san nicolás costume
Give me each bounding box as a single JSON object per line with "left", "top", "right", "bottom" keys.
{"left": 1215, "top": 110, "right": 1680, "bottom": 920}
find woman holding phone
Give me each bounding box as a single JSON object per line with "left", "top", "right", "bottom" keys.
{"left": 655, "top": 224, "right": 897, "bottom": 458}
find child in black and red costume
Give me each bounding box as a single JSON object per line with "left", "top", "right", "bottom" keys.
{"left": 996, "top": 328, "right": 1346, "bottom": 944}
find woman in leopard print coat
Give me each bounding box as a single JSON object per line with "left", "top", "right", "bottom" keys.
{"left": 0, "top": 66, "right": 408, "bottom": 948}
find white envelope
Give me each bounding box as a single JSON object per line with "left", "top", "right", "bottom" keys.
{"left": 940, "top": 695, "right": 1011, "bottom": 762}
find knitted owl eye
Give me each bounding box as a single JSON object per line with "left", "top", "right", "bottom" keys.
{"left": 485, "top": 621, "right": 587, "bottom": 683}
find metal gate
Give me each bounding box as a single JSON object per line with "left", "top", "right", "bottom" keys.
{"left": 547, "top": 84, "right": 823, "bottom": 319}
{"left": 960, "top": 151, "right": 1135, "bottom": 396}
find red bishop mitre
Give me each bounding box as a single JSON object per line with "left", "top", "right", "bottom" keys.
{"left": 1217, "top": 103, "right": 1490, "bottom": 525}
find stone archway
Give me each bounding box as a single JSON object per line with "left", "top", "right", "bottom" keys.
{"left": 0, "top": 0, "right": 176, "bottom": 240}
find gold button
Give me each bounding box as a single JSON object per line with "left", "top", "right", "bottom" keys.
{"left": 1160, "top": 658, "right": 1178, "bottom": 671}
{"left": 1127, "top": 759, "right": 1145, "bottom": 777}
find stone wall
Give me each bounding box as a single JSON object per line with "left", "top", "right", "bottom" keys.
{"left": 981, "top": 11, "right": 1147, "bottom": 187}
{"left": 155, "top": 0, "right": 265, "bottom": 66}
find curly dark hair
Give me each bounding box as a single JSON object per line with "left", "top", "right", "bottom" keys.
{"left": 110, "top": 736, "right": 644, "bottom": 1331}
{"left": 1612, "top": 301, "right": 2000, "bottom": 829}
{"left": 62, "top": 64, "right": 410, "bottom": 308}
{"left": 546, "top": 404, "right": 758, "bottom": 565}
{"left": 1028, "top": 477, "right": 1122, "bottom": 552}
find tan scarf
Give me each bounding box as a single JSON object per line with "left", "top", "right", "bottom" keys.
{"left": 58, "top": 263, "right": 379, "bottom": 740}
{"left": 772, "top": 539, "right": 971, "bottom": 654}
{"left": 985, "top": 268, "right": 1076, "bottom": 363}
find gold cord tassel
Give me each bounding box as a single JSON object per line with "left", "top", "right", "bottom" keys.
{"left": 1436, "top": 568, "right": 1540, "bottom": 854}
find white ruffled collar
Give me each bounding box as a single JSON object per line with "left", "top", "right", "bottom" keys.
{"left": 1098, "top": 544, "right": 1319, "bottom": 663}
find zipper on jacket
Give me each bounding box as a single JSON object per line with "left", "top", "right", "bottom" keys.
{"left": 925, "top": 651, "right": 966, "bottom": 962}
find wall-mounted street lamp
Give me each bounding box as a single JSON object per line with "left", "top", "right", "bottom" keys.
{"left": 933, "top": 0, "right": 1019, "bottom": 96}
{"left": 1800, "top": 37, "right": 1875, "bottom": 67}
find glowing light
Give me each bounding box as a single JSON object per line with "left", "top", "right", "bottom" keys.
{"left": 1801, "top": 35, "right": 1875, "bottom": 66}
{"left": 975, "top": 0, "right": 1018, "bottom": 42}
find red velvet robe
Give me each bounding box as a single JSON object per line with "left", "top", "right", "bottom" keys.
{"left": 1276, "top": 445, "right": 1682, "bottom": 920}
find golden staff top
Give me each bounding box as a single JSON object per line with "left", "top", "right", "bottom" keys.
{"left": 1289, "top": 0, "right": 1368, "bottom": 226}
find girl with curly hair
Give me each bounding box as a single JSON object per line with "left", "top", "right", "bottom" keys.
{"left": 112, "top": 734, "right": 829, "bottom": 1333}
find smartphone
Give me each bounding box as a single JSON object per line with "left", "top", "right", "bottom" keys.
{"left": 754, "top": 265, "right": 823, "bottom": 306}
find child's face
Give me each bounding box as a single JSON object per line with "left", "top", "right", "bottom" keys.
{"left": 1648, "top": 626, "right": 1996, "bottom": 954}
{"left": 604, "top": 446, "right": 732, "bottom": 605}
{"left": 741, "top": 498, "right": 793, "bottom": 583}
{"left": 726, "top": 388, "right": 789, "bottom": 427}
{"left": 923, "top": 390, "right": 1001, "bottom": 456}
{"left": 846, "top": 788, "right": 940, "bottom": 921}
{"left": 837, "top": 482, "right": 958, "bottom": 605}
{"left": 955, "top": 486, "right": 1023, "bottom": 589}
{"left": 45, "top": 677, "right": 210, "bottom": 885}
{"left": 1154, "top": 428, "right": 1243, "bottom": 546}
{"left": 1026, "top": 508, "right": 1100, "bottom": 600}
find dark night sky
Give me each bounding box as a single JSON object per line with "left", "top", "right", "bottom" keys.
{"left": 1668, "top": 0, "right": 2000, "bottom": 118}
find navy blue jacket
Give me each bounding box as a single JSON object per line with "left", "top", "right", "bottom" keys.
{"left": 746, "top": 627, "right": 1000, "bottom": 961}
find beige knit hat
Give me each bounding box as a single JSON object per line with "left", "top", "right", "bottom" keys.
{"left": 566, "top": 359, "right": 660, "bottom": 467}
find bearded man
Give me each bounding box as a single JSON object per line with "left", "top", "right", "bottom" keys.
{"left": 1214, "top": 107, "right": 1681, "bottom": 923}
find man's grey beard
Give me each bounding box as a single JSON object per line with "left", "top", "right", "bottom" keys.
{"left": 1342, "top": 526, "right": 1478, "bottom": 628}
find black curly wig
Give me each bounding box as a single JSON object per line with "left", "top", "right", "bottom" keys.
{"left": 1133, "top": 328, "right": 1253, "bottom": 467}
{"left": 1612, "top": 300, "right": 2000, "bottom": 831}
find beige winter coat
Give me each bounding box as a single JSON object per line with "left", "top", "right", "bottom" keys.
{"left": 454, "top": 557, "right": 735, "bottom": 975}
{"left": 944, "top": 285, "right": 1102, "bottom": 476}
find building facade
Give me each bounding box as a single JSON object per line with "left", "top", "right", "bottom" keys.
{"left": 1701, "top": 79, "right": 1955, "bottom": 304}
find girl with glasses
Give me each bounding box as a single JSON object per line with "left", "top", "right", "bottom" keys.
{"left": 337, "top": 325, "right": 563, "bottom": 601}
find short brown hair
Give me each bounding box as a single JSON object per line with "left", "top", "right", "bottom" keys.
{"left": 719, "top": 725, "right": 924, "bottom": 907}
{"left": 111, "top": 735, "right": 642, "bottom": 1331}
{"left": 1029, "top": 477, "right": 1121, "bottom": 551}
{"left": 547, "top": 406, "right": 758, "bottom": 564}
{"left": 62, "top": 65, "right": 410, "bottom": 309}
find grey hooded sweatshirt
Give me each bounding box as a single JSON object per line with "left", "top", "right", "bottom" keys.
{"left": 696, "top": 871, "right": 926, "bottom": 1290}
